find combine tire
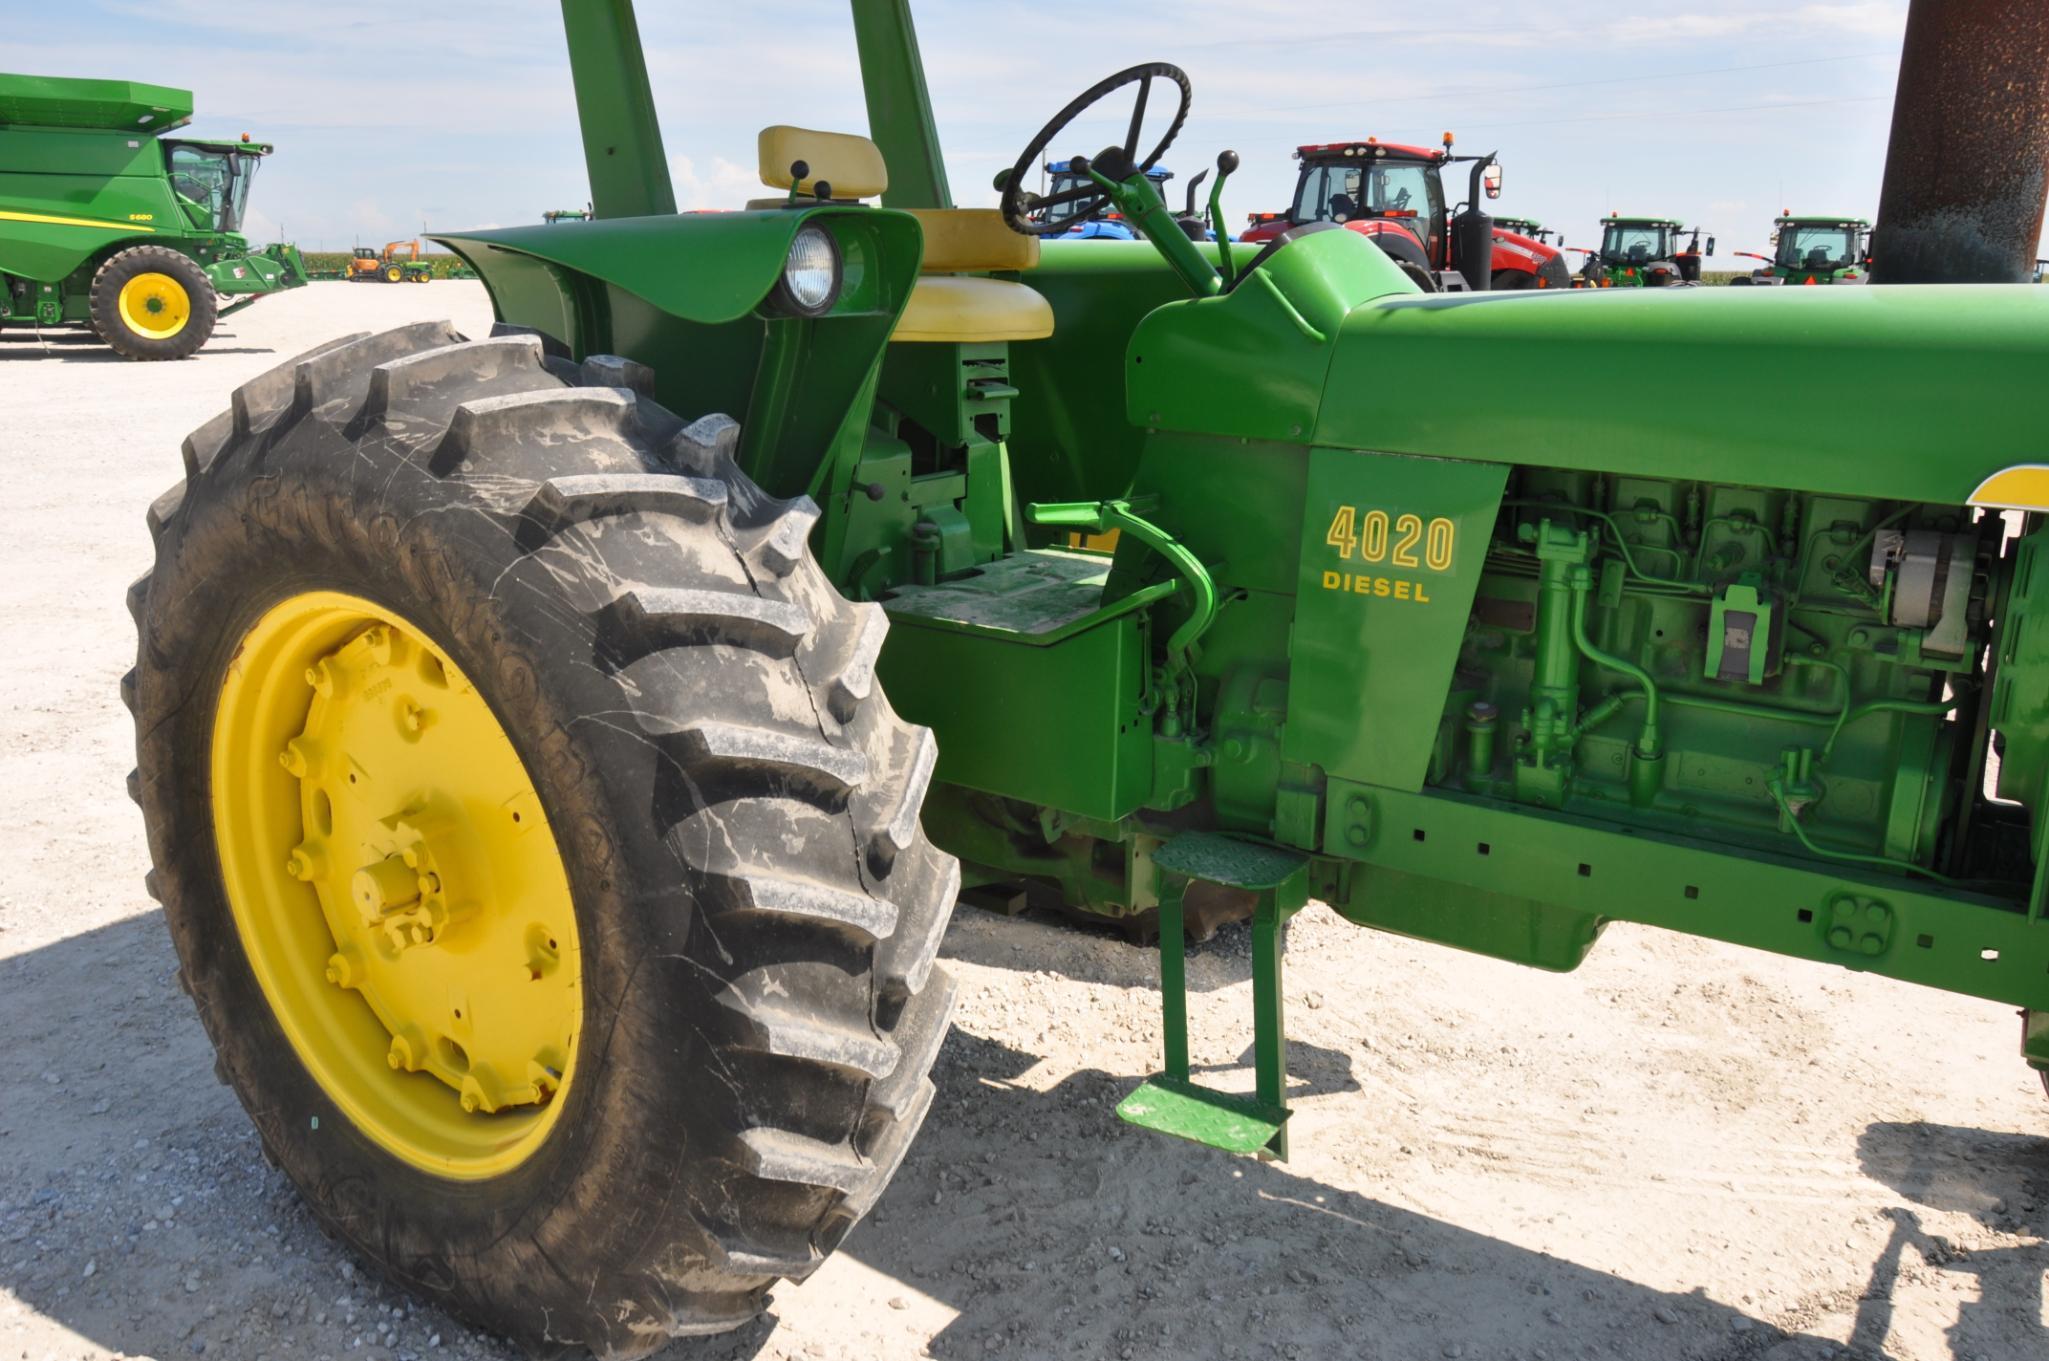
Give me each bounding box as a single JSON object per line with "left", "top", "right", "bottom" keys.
{"left": 89, "top": 246, "right": 216, "bottom": 361}
{"left": 126, "top": 323, "right": 958, "bottom": 1356}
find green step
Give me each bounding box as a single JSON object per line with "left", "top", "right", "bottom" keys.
{"left": 1116, "top": 1075, "right": 1289, "bottom": 1156}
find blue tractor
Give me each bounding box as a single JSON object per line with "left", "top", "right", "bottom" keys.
{"left": 1037, "top": 157, "right": 1217, "bottom": 240}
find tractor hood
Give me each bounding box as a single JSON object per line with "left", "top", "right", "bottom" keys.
{"left": 1312, "top": 284, "right": 2049, "bottom": 505}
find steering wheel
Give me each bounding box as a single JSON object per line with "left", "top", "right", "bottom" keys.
{"left": 1000, "top": 62, "right": 1192, "bottom": 236}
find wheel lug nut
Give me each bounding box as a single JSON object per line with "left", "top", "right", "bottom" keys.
{"left": 277, "top": 738, "right": 318, "bottom": 777}
{"left": 324, "top": 950, "right": 361, "bottom": 989}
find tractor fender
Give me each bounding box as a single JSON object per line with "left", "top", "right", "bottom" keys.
{"left": 1345, "top": 221, "right": 1432, "bottom": 278}
{"left": 435, "top": 205, "right": 921, "bottom": 329}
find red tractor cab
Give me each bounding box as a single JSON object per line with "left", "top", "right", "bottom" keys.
{"left": 1241, "top": 134, "right": 1573, "bottom": 292}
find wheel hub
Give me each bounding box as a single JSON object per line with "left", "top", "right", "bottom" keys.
{"left": 211, "top": 593, "right": 580, "bottom": 1178}
{"left": 116, "top": 271, "right": 190, "bottom": 340}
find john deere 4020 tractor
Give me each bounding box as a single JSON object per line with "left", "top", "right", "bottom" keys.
{"left": 0, "top": 74, "right": 307, "bottom": 359}
{"left": 126, "top": 2, "right": 2049, "bottom": 1354}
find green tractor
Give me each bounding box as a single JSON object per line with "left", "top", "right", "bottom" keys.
{"left": 1577, "top": 212, "right": 1714, "bottom": 287}
{"left": 1493, "top": 214, "right": 1557, "bottom": 247}
{"left": 0, "top": 74, "right": 307, "bottom": 359}
{"left": 543, "top": 206, "right": 593, "bottom": 223}
{"left": 126, "top": 2, "right": 2049, "bottom": 1354}
{"left": 1730, "top": 213, "right": 1873, "bottom": 286}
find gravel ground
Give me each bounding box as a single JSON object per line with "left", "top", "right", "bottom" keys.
{"left": 1, "top": 283, "right": 2044, "bottom": 1361}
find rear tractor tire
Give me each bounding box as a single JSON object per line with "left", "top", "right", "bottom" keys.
{"left": 126, "top": 322, "right": 958, "bottom": 1356}
{"left": 89, "top": 245, "right": 216, "bottom": 361}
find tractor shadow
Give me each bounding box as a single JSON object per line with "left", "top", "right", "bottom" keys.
{"left": 0, "top": 331, "right": 271, "bottom": 360}
{"left": 783, "top": 1025, "right": 1868, "bottom": 1361}
{"left": 3, "top": 912, "right": 2042, "bottom": 1361}
{"left": 1848, "top": 1122, "right": 2049, "bottom": 1360}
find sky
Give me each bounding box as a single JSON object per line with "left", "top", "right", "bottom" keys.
{"left": 4, "top": 0, "right": 1989, "bottom": 262}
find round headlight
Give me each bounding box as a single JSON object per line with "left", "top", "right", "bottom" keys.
{"left": 777, "top": 225, "right": 841, "bottom": 316}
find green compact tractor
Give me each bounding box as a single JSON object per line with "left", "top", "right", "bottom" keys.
{"left": 1731, "top": 213, "right": 1873, "bottom": 286}
{"left": 1578, "top": 212, "right": 1713, "bottom": 287}
{"left": 126, "top": 2, "right": 2049, "bottom": 1354}
{"left": 0, "top": 74, "right": 307, "bottom": 359}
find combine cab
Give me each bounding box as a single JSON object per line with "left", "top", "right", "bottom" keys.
{"left": 1242, "top": 134, "right": 1573, "bottom": 291}
{"left": 1731, "top": 213, "right": 1872, "bottom": 285}
{"left": 0, "top": 74, "right": 307, "bottom": 359}
{"left": 1579, "top": 213, "right": 1714, "bottom": 287}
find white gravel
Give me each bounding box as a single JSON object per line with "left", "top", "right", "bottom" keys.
{"left": 0, "top": 282, "right": 2043, "bottom": 1361}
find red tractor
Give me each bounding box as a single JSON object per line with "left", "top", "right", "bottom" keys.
{"left": 1242, "top": 133, "right": 1574, "bottom": 291}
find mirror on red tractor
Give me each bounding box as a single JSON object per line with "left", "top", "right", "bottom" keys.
{"left": 1483, "top": 163, "right": 1503, "bottom": 199}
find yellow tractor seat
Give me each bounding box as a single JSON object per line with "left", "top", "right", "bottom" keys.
{"left": 749, "top": 126, "right": 1049, "bottom": 344}
{"left": 904, "top": 209, "right": 1039, "bottom": 273}
{"left": 893, "top": 277, "right": 1053, "bottom": 344}
{"left": 757, "top": 125, "right": 887, "bottom": 200}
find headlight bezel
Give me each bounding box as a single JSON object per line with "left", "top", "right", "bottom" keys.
{"left": 770, "top": 224, "right": 843, "bottom": 318}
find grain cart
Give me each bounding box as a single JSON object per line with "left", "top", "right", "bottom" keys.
{"left": 1730, "top": 213, "right": 1873, "bottom": 286}
{"left": 127, "top": 2, "right": 2049, "bottom": 1354}
{"left": 1581, "top": 212, "right": 1714, "bottom": 287}
{"left": 0, "top": 74, "right": 307, "bottom": 359}
{"left": 1241, "top": 134, "right": 1574, "bottom": 290}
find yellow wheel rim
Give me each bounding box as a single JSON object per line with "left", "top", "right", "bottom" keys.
{"left": 117, "top": 271, "right": 190, "bottom": 340}
{"left": 211, "top": 591, "right": 581, "bottom": 1180}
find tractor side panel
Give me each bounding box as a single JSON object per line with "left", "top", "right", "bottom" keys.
{"left": 1282, "top": 450, "right": 1507, "bottom": 791}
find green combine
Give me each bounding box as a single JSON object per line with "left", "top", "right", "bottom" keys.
{"left": 1731, "top": 213, "right": 1874, "bottom": 285}
{"left": 0, "top": 74, "right": 307, "bottom": 359}
{"left": 1578, "top": 212, "right": 1714, "bottom": 287}
{"left": 125, "top": 2, "right": 2049, "bottom": 1354}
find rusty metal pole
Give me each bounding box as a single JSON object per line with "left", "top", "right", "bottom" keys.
{"left": 1871, "top": 0, "right": 2049, "bottom": 283}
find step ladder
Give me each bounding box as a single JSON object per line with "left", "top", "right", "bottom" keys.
{"left": 1116, "top": 830, "right": 1308, "bottom": 1159}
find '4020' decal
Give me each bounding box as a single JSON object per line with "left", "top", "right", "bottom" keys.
{"left": 1324, "top": 506, "right": 1456, "bottom": 571}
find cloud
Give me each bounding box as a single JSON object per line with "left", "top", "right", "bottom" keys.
{"left": 669, "top": 155, "right": 762, "bottom": 212}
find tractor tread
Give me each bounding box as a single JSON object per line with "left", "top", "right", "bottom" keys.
{"left": 868, "top": 967, "right": 956, "bottom": 1122}
{"left": 730, "top": 873, "right": 899, "bottom": 940}
{"left": 819, "top": 603, "right": 888, "bottom": 723}
{"left": 435, "top": 386, "right": 635, "bottom": 468}
{"left": 579, "top": 353, "right": 655, "bottom": 394}
{"left": 602, "top": 587, "right": 811, "bottom": 658}
{"left": 658, "top": 719, "right": 871, "bottom": 794}
{"left": 842, "top": 1077, "right": 936, "bottom": 1218}
{"left": 734, "top": 1127, "right": 868, "bottom": 1194}
{"left": 746, "top": 497, "right": 822, "bottom": 577}
{"left": 145, "top": 481, "right": 186, "bottom": 545}
{"left": 877, "top": 851, "right": 959, "bottom": 998}
{"left": 181, "top": 410, "right": 235, "bottom": 481}
{"left": 866, "top": 728, "right": 937, "bottom": 864}
{"left": 233, "top": 332, "right": 370, "bottom": 437}
{"left": 522, "top": 472, "right": 727, "bottom": 548}
{"left": 291, "top": 321, "right": 464, "bottom": 415}
{"left": 365, "top": 334, "right": 545, "bottom": 417}
{"left": 724, "top": 998, "right": 898, "bottom": 1079}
